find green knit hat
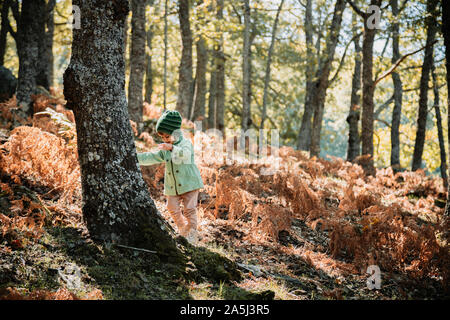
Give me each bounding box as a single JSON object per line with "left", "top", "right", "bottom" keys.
{"left": 155, "top": 110, "right": 182, "bottom": 135}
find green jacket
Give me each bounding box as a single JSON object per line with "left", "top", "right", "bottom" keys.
{"left": 137, "top": 134, "right": 204, "bottom": 196}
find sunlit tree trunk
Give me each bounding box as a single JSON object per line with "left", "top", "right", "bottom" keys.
{"left": 241, "top": 0, "right": 251, "bottom": 131}
{"left": 176, "top": 0, "right": 193, "bottom": 118}
{"left": 260, "top": 0, "right": 284, "bottom": 130}
{"left": 432, "top": 59, "right": 447, "bottom": 188}
{"left": 309, "top": 0, "right": 345, "bottom": 157}
{"left": 207, "top": 52, "right": 217, "bottom": 129}
{"left": 192, "top": 36, "right": 207, "bottom": 125}
{"left": 215, "top": 0, "right": 225, "bottom": 133}
{"left": 297, "top": 0, "right": 314, "bottom": 151}
{"left": 347, "top": 13, "right": 362, "bottom": 162}
{"left": 128, "top": 0, "right": 146, "bottom": 133}
{"left": 412, "top": 0, "right": 438, "bottom": 171}
{"left": 390, "top": 0, "right": 403, "bottom": 170}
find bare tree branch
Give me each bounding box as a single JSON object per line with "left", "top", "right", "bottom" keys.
{"left": 374, "top": 39, "right": 438, "bottom": 86}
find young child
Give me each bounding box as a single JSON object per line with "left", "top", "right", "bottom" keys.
{"left": 137, "top": 110, "right": 204, "bottom": 245}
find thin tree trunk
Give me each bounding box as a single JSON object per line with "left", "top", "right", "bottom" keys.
{"left": 63, "top": 0, "right": 182, "bottom": 261}
{"left": 309, "top": 0, "right": 346, "bottom": 157}
{"left": 241, "top": 0, "right": 251, "bottom": 131}
{"left": 37, "top": 0, "right": 55, "bottom": 90}
{"left": 215, "top": 0, "right": 225, "bottom": 133}
{"left": 346, "top": 13, "right": 362, "bottom": 162}
{"left": 163, "top": 0, "right": 168, "bottom": 110}
{"left": 390, "top": 0, "right": 403, "bottom": 169}
{"left": 16, "top": 0, "right": 46, "bottom": 114}
{"left": 176, "top": 0, "right": 193, "bottom": 118}
{"left": 442, "top": 0, "right": 450, "bottom": 219}
{"left": 192, "top": 36, "right": 207, "bottom": 125}
{"left": 144, "top": 0, "right": 156, "bottom": 104}
{"left": 432, "top": 59, "right": 447, "bottom": 188}
{"left": 144, "top": 24, "right": 153, "bottom": 104}
{"left": 0, "top": 0, "right": 11, "bottom": 66}
{"left": 260, "top": 0, "right": 284, "bottom": 130}
{"left": 207, "top": 52, "right": 217, "bottom": 129}
{"left": 296, "top": 0, "right": 314, "bottom": 150}
{"left": 412, "top": 0, "right": 439, "bottom": 171}
{"left": 128, "top": 0, "right": 147, "bottom": 133}
{"left": 347, "top": 0, "right": 382, "bottom": 175}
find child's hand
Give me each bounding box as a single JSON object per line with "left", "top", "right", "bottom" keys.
{"left": 158, "top": 143, "right": 173, "bottom": 151}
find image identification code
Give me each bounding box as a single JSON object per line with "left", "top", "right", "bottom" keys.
{"left": 179, "top": 304, "right": 270, "bottom": 317}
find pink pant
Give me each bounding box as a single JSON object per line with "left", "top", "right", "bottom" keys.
{"left": 166, "top": 189, "right": 199, "bottom": 236}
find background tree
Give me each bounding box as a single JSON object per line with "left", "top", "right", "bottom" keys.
{"left": 128, "top": 0, "right": 147, "bottom": 134}
{"left": 347, "top": 0, "right": 383, "bottom": 175}
{"left": 411, "top": 0, "right": 439, "bottom": 171}
{"left": 14, "top": 0, "right": 47, "bottom": 114}
{"left": 241, "top": 0, "right": 252, "bottom": 131}
{"left": 260, "top": 0, "right": 285, "bottom": 131}
{"left": 390, "top": 0, "right": 403, "bottom": 170}
{"left": 176, "top": 0, "right": 194, "bottom": 118}
{"left": 346, "top": 12, "right": 362, "bottom": 162}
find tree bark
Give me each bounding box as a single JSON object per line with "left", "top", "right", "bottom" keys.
{"left": 15, "top": 0, "right": 46, "bottom": 113}
{"left": 296, "top": 0, "right": 314, "bottom": 150}
{"left": 207, "top": 51, "right": 217, "bottom": 129}
{"left": 63, "top": 0, "right": 182, "bottom": 261}
{"left": 176, "top": 0, "right": 194, "bottom": 118}
{"left": 215, "top": 0, "right": 225, "bottom": 133}
{"left": 192, "top": 36, "right": 207, "bottom": 125}
{"left": 442, "top": 0, "right": 450, "bottom": 219}
{"left": 36, "top": 0, "right": 55, "bottom": 90}
{"left": 346, "top": 13, "right": 362, "bottom": 162}
{"left": 347, "top": 0, "right": 382, "bottom": 175}
{"left": 0, "top": 0, "right": 11, "bottom": 66}
{"left": 241, "top": 0, "right": 251, "bottom": 131}
{"left": 412, "top": 0, "right": 439, "bottom": 171}
{"left": 390, "top": 0, "right": 403, "bottom": 169}
{"left": 144, "top": 22, "right": 153, "bottom": 104}
{"left": 128, "top": 0, "right": 147, "bottom": 133}
{"left": 432, "top": 59, "right": 447, "bottom": 188}
{"left": 309, "top": 0, "right": 346, "bottom": 157}
{"left": 260, "top": 0, "right": 284, "bottom": 130}
{"left": 144, "top": 0, "right": 156, "bottom": 104}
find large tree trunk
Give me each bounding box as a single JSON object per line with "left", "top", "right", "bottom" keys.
{"left": 346, "top": 13, "right": 362, "bottom": 162}
{"left": 296, "top": 0, "right": 314, "bottom": 151}
{"left": 215, "top": 0, "right": 225, "bottom": 133}
{"left": 127, "top": 0, "right": 146, "bottom": 133}
{"left": 241, "top": 0, "right": 251, "bottom": 131}
{"left": 390, "top": 0, "right": 403, "bottom": 170}
{"left": 176, "top": 0, "right": 194, "bottom": 118}
{"left": 260, "top": 0, "right": 284, "bottom": 130}
{"left": 412, "top": 0, "right": 439, "bottom": 171}
{"left": 309, "top": 0, "right": 346, "bottom": 157}
{"left": 192, "top": 36, "right": 207, "bottom": 125}
{"left": 15, "top": 0, "right": 46, "bottom": 113}
{"left": 63, "top": 0, "right": 181, "bottom": 261}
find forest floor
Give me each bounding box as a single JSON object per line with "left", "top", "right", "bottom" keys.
{"left": 0, "top": 95, "right": 449, "bottom": 300}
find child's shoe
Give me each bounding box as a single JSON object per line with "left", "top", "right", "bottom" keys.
{"left": 185, "top": 229, "right": 198, "bottom": 245}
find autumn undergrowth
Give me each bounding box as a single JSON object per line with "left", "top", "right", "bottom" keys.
{"left": 0, "top": 96, "right": 449, "bottom": 300}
